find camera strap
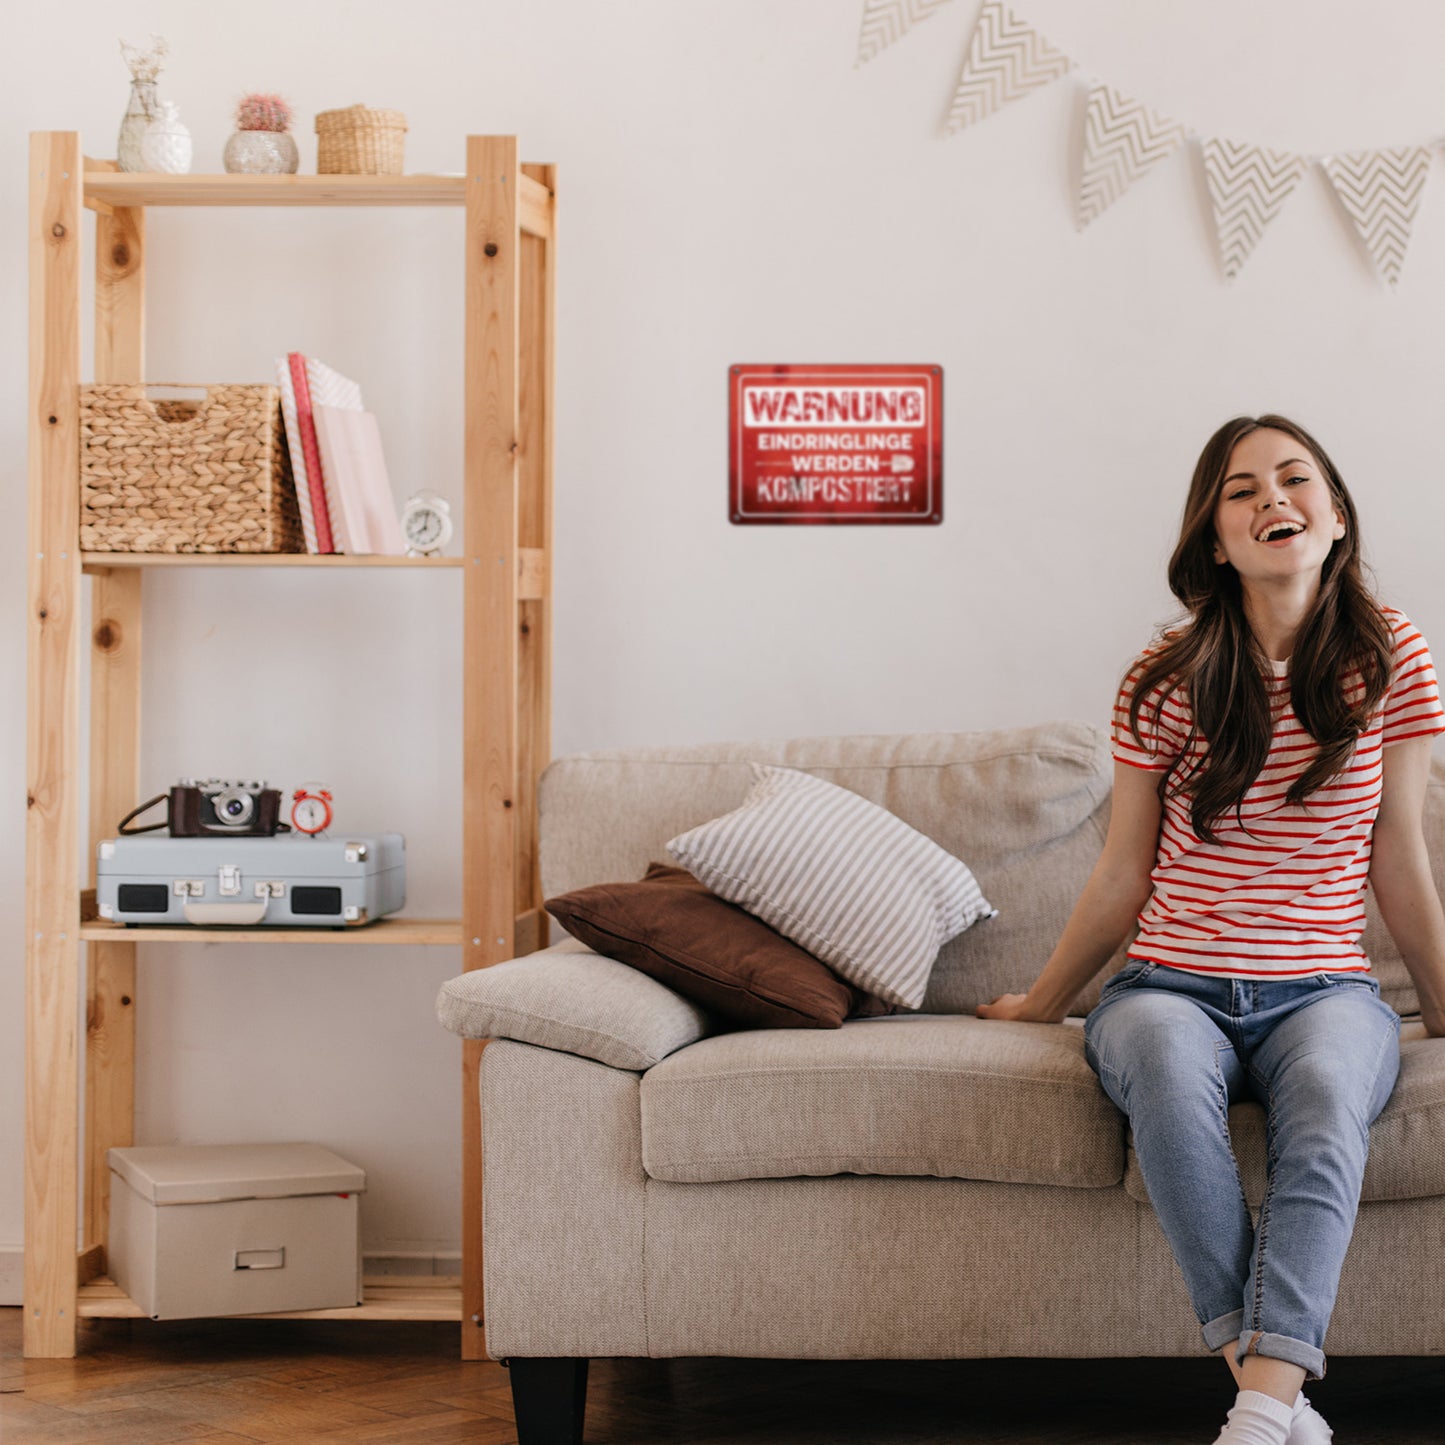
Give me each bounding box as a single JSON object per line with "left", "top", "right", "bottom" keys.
{"left": 117, "top": 793, "right": 172, "bottom": 835}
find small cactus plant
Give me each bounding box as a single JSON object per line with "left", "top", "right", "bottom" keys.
{"left": 236, "top": 93, "right": 293, "bottom": 133}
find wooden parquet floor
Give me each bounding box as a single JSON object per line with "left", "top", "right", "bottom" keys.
{"left": 3, "top": 1308, "right": 1444, "bottom": 1443}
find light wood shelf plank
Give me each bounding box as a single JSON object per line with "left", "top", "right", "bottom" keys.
{"left": 79, "top": 916, "right": 466, "bottom": 945}
{"left": 81, "top": 169, "right": 554, "bottom": 238}
{"left": 85, "top": 172, "right": 468, "bottom": 208}
{"left": 82, "top": 552, "right": 464, "bottom": 570}
{"left": 81, "top": 547, "right": 547, "bottom": 597}
{"left": 77, "top": 1276, "right": 464, "bottom": 1322}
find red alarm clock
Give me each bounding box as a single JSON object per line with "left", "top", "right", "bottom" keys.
{"left": 290, "top": 785, "right": 333, "bottom": 836}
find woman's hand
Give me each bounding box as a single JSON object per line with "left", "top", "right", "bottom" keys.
{"left": 1370, "top": 737, "right": 1445, "bottom": 1043}
{"left": 975, "top": 993, "right": 1057, "bottom": 1023}
{"left": 974, "top": 761, "right": 1160, "bottom": 1029}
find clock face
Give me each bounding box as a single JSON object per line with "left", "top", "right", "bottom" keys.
{"left": 402, "top": 493, "right": 453, "bottom": 555}
{"left": 292, "top": 796, "right": 331, "bottom": 834}
{"left": 405, "top": 508, "right": 443, "bottom": 548}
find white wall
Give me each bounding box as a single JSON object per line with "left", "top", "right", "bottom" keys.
{"left": 5, "top": 0, "right": 1445, "bottom": 1277}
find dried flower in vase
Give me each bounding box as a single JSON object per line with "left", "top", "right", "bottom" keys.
{"left": 119, "top": 34, "right": 168, "bottom": 82}
{"left": 116, "top": 34, "right": 170, "bottom": 172}
{"left": 236, "top": 93, "right": 294, "bottom": 133}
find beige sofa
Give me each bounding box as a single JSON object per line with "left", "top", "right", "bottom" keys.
{"left": 437, "top": 722, "right": 1445, "bottom": 1444}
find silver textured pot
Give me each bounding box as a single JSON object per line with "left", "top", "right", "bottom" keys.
{"left": 223, "top": 130, "right": 299, "bottom": 175}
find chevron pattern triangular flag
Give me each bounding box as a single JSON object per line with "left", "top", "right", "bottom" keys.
{"left": 856, "top": 0, "right": 954, "bottom": 67}
{"left": 1201, "top": 139, "right": 1307, "bottom": 281}
{"left": 1078, "top": 83, "right": 1189, "bottom": 228}
{"left": 1320, "top": 147, "right": 1432, "bottom": 288}
{"left": 945, "top": 0, "right": 1071, "bottom": 132}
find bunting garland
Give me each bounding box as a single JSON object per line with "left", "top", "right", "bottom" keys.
{"left": 1077, "top": 83, "right": 1189, "bottom": 229}
{"left": 856, "top": 0, "right": 954, "bottom": 67}
{"left": 1201, "top": 140, "right": 1308, "bottom": 281}
{"left": 1319, "top": 148, "right": 1432, "bottom": 289}
{"left": 858, "top": 0, "right": 1441, "bottom": 285}
{"left": 946, "top": 0, "right": 1071, "bottom": 133}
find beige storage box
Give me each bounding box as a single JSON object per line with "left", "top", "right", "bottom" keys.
{"left": 107, "top": 1142, "right": 365, "bottom": 1320}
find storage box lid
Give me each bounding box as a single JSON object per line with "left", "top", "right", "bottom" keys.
{"left": 108, "top": 1142, "right": 366, "bottom": 1206}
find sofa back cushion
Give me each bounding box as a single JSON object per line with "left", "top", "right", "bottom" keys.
{"left": 542, "top": 725, "right": 1445, "bottom": 1018}
{"left": 540, "top": 722, "right": 1119, "bottom": 1015}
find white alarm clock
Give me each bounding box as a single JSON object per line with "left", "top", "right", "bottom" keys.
{"left": 401, "top": 491, "right": 454, "bottom": 557}
{"left": 290, "top": 785, "right": 333, "bottom": 836}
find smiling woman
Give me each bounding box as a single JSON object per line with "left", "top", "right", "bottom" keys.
{"left": 976, "top": 411, "right": 1445, "bottom": 1445}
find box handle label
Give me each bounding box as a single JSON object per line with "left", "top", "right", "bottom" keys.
{"left": 234, "top": 1247, "right": 286, "bottom": 1271}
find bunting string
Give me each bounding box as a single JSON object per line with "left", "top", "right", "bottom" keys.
{"left": 858, "top": 0, "right": 1442, "bottom": 286}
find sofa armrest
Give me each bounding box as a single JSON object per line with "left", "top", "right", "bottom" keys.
{"left": 436, "top": 939, "right": 711, "bottom": 1071}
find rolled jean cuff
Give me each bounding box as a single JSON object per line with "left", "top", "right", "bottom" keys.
{"left": 1233, "top": 1329, "right": 1327, "bottom": 1382}
{"left": 1202, "top": 1309, "right": 1245, "bottom": 1353}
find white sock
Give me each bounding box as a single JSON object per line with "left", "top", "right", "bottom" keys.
{"left": 1212, "top": 1388, "right": 1295, "bottom": 1445}
{"left": 1288, "top": 1390, "right": 1334, "bottom": 1444}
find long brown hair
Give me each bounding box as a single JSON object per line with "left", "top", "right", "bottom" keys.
{"left": 1128, "top": 414, "right": 1393, "bottom": 843}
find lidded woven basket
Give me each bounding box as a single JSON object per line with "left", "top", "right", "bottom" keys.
{"left": 315, "top": 104, "right": 407, "bottom": 174}
{"left": 80, "top": 384, "right": 304, "bottom": 554}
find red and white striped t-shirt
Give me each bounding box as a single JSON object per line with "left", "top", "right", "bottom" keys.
{"left": 1112, "top": 606, "right": 1445, "bottom": 979}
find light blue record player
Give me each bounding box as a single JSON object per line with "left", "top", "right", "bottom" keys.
{"left": 96, "top": 833, "right": 406, "bottom": 927}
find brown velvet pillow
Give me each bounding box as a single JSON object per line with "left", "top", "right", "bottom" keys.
{"left": 545, "top": 863, "right": 895, "bottom": 1029}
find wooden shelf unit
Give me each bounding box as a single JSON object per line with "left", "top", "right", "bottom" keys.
{"left": 25, "top": 134, "right": 556, "bottom": 1359}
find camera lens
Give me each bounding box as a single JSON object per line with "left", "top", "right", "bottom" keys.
{"left": 214, "top": 788, "right": 254, "bottom": 826}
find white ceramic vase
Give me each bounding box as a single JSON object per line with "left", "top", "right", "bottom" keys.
{"left": 223, "top": 129, "right": 299, "bottom": 175}
{"left": 141, "top": 101, "right": 193, "bottom": 175}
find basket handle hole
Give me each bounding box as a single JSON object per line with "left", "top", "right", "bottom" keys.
{"left": 140, "top": 385, "right": 210, "bottom": 424}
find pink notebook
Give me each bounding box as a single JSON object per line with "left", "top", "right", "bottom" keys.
{"left": 311, "top": 405, "right": 405, "bottom": 556}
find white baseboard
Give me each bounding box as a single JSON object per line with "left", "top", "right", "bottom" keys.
{"left": 0, "top": 1247, "right": 459, "bottom": 1304}
{"left": 0, "top": 1247, "right": 21, "bottom": 1306}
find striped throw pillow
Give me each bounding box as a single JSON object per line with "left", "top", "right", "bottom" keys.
{"left": 666, "top": 766, "right": 996, "bottom": 1009}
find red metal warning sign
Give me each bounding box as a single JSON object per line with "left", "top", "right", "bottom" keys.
{"left": 729, "top": 364, "right": 943, "bottom": 525}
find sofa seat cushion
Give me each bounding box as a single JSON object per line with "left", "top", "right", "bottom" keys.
{"left": 639, "top": 1015, "right": 1124, "bottom": 1187}
{"left": 1123, "top": 1019, "right": 1445, "bottom": 1207}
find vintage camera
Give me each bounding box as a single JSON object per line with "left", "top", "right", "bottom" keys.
{"left": 174, "top": 779, "right": 285, "bottom": 836}
{"left": 118, "top": 779, "right": 288, "bottom": 837}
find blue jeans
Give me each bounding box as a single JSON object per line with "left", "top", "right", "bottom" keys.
{"left": 1083, "top": 960, "right": 1401, "bottom": 1381}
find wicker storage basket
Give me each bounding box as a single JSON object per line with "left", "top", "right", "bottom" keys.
{"left": 315, "top": 104, "right": 407, "bottom": 175}
{"left": 80, "top": 384, "right": 305, "bottom": 554}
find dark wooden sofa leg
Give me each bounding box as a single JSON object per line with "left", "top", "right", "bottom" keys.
{"left": 507, "top": 1357, "right": 590, "bottom": 1444}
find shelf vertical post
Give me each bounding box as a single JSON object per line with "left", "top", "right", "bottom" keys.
{"left": 516, "top": 164, "right": 556, "bottom": 952}
{"left": 25, "top": 130, "right": 84, "bottom": 1359}
{"left": 461, "top": 134, "right": 522, "bottom": 1359}
{"left": 84, "top": 182, "right": 146, "bottom": 1262}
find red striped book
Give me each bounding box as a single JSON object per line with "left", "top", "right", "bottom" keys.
{"left": 288, "top": 352, "right": 335, "bottom": 553}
